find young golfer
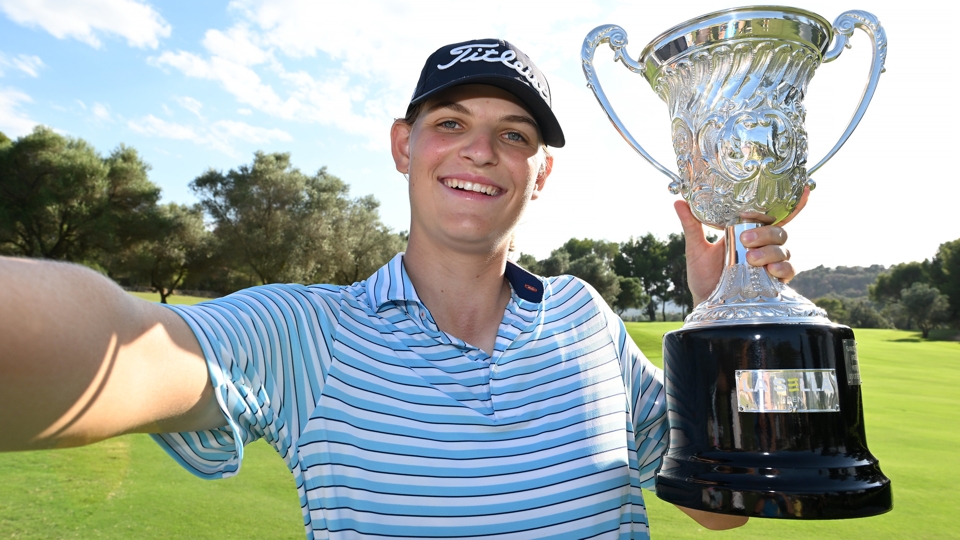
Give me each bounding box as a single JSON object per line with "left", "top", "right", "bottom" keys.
{"left": 0, "top": 39, "right": 800, "bottom": 538}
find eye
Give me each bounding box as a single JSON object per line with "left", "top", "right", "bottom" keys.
{"left": 438, "top": 120, "right": 461, "bottom": 130}
{"left": 503, "top": 131, "right": 528, "bottom": 143}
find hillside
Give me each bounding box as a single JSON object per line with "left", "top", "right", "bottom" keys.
{"left": 791, "top": 264, "right": 886, "bottom": 299}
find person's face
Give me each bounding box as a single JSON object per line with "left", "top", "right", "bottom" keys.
{"left": 391, "top": 84, "right": 553, "bottom": 255}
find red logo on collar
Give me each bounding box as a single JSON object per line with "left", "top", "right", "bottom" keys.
{"left": 524, "top": 283, "right": 538, "bottom": 293}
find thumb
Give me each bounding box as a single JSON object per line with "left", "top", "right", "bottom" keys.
{"left": 673, "top": 200, "right": 705, "bottom": 241}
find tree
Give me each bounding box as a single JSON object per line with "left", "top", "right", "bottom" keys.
{"left": 815, "top": 296, "right": 891, "bottom": 329}
{"left": 192, "top": 152, "right": 350, "bottom": 285}
{"left": 561, "top": 238, "right": 619, "bottom": 265}
{"left": 525, "top": 240, "right": 622, "bottom": 310}
{"left": 515, "top": 253, "right": 540, "bottom": 274}
{"left": 567, "top": 253, "right": 620, "bottom": 309}
{"left": 814, "top": 296, "right": 847, "bottom": 323}
{"left": 869, "top": 261, "right": 931, "bottom": 305}
{"left": 112, "top": 203, "right": 211, "bottom": 303}
{"left": 538, "top": 248, "right": 570, "bottom": 277}
{"left": 930, "top": 238, "right": 960, "bottom": 323}
{"left": 664, "top": 233, "right": 693, "bottom": 318}
{"left": 614, "top": 276, "right": 648, "bottom": 317}
{"left": 325, "top": 195, "right": 407, "bottom": 285}
{"left": 900, "top": 282, "right": 950, "bottom": 338}
{"left": 615, "top": 234, "right": 668, "bottom": 321}
{"left": 880, "top": 302, "right": 909, "bottom": 330}
{"left": 844, "top": 299, "right": 892, "bottom": 329}
{"left": 0, "top": 127, "right": 160, "bottom": 263}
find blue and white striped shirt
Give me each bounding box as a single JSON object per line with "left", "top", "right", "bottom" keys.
{"left": 153, "top": 254, "right": 667, "bottom": 539}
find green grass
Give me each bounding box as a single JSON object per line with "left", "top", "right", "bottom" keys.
{"left": 2, "top": 306, "right": 957, "bottom": 538}
{"left": 0, "top": 436, "right": 302, "bottom": 539}
{"left": 126, "top": 291, "right": 215, "bottom": 305}
{"left": 628, "top": 322, "right": 960, "bottom": 540}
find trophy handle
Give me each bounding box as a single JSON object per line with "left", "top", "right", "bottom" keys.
{"left": 582, "top": 25, "right": 683, "bottom": 191}
{"left": 808, "top": 11, "right": 887, "bottom": 177}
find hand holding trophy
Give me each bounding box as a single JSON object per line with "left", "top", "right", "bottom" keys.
{"left": 582, "top": 7, "right": 891, "bottom": 519}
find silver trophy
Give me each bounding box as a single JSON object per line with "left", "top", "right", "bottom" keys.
{"left": 583, "top": 8, "right": 891, "bottom": 519}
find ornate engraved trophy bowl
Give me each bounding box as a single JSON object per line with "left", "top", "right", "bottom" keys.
{"left": 583, "top": 7, "right": 892, "bottom": 520}
{"left": 642, "top": 7, "right": 830, "bottom": 229}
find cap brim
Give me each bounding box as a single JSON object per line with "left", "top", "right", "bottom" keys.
{"left": 408, "top": 75, "right": 565, "bottom": 148}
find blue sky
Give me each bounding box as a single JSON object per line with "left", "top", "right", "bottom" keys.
{"left": 1, "top": 0, "right": 957, "bottom": 271}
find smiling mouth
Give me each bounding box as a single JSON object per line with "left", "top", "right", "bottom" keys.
{"left": 442, "top": 178, "right": 501, "bottom": 196}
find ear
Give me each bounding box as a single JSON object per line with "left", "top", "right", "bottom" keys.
{"left": 391, "top": 120, "right": 412, "bottom": 174}
{"left": 530, "top": 152, "right": 553, "bottom": 201}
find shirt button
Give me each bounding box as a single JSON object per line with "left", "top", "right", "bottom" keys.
{"left": 419, "top": 311, "right": 426, "bottom": 319}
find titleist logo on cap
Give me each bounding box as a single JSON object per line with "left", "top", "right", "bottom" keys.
{"left": 436, "top": 43, "right": 549, "bottom": 100}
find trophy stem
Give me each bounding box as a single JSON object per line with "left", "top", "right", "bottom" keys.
{"left": 683, "top": 223, "right": 829, "bottom": 327}
{"left": 724, "top": 222, "right": 760, "bottom": 267}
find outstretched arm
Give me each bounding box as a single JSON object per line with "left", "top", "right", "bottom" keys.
{"left": 0, "top": 257, "right": 224, "bottom": 452}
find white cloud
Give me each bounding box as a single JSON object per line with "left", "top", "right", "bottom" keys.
{"left": 145, "top": 0, "right": 595, "bottom": 149}
{"left": 0, "top": 0, "right": 171, "bottom": 49}
{"left": 152, "top": 47, "right": 390, "bottom": 147}
{"left": 237, "top": 108, "right": 252, "bottom": 115}
{"left": 128, "top": 114, "right": 198, "bottom": 140}
{"left": 153, "top": 51, "right": 293, "bottom": 116}
{"left": 174, "top": 95, "right": 203, "bottom": 118}
{"left": 91, "top": 102, "right": 112, "bottom": 121}
{"left": 201, "top": 25, "right": 268, "bottom": 66}
{"left": 228, "top": 0, "right": 588, "bottom": 86}
{"left": 13, "top": 55, "right": 44, "bottom": 77}
{"left": 0, "top": 53, "right": 45, "bottom": 77}
{"left": 152, "top": 50, "right": 208, "bottom": 77}
{"left": 127, "top": 114, "right": 291, "bottom": 156}
{"left": 0, "top": 87, "right": 38, "bottom": 136}
{"left": 210, "top": 119, "right": 291, "bottom": 144}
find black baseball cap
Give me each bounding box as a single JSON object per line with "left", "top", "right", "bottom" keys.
{"left": 407, "top": 39, "right": 565, "bottom": 148}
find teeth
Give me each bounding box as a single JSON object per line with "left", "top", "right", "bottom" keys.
{"left": 443, "top": 179, "right": 500, "bottom": 196}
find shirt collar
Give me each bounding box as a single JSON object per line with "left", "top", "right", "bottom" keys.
{"left": 505, "top": 259, "right": 544, "bottom": 302}
{"left": 366, "top": 253, "right": 421, "bottom": 311}
{"left": 366, "top": 253, "right": 544, "bottom": 311}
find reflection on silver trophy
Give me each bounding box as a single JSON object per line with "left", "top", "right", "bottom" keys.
{"left": 582, "top": 7, "right": 892, "bottom": 519}
{"left": 583, "top": 7, "right": 886, "bottom": 325}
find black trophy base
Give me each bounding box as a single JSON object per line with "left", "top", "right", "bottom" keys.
{"left": 655, "top": 323, "right": 892, "bottom": 519}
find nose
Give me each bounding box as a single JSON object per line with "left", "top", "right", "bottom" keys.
{"left": 459, "top": 130, "right": 498, "bottom": 166}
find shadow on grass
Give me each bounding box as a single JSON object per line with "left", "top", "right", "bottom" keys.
{"left": 888, "top": 328, "right": 959, "bottom": 343}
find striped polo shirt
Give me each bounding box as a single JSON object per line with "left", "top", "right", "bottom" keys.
{"left": 153, "top": 254, "right": 667, "bottom": 539}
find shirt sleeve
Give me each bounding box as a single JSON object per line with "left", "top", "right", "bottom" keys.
{"left": 606, "top": 310, "right": 668, "bottom": 491}
{"left": 150, "top": 284, "right": 338, "bottom": 479}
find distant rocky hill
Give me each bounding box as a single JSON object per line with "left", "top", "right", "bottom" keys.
{"left": 791, "top": 265, "right": 887, "bottom": 300}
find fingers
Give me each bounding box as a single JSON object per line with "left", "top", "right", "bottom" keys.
{"left": 766, "top": 260, "right": 796, "bottom": 283}
{"left": 673, "top": 200, "right": 704, "bottom": 240}
{"left": 740, "top": 224, "right": 794, "bottom": 280}
{"left": 740, "top": 225, "right": 787, "bottom": 248}
{"left": 778, "top": 186, "right": 810, "bottom": 227}
{"left": 674, "top": 200, "right": 725, "bottom": 254}
{"left": 745, "top": 244, "right": 790, "bottom": 267}
{"left": 742, "top": 225, "right": 790, "bottom": 267}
